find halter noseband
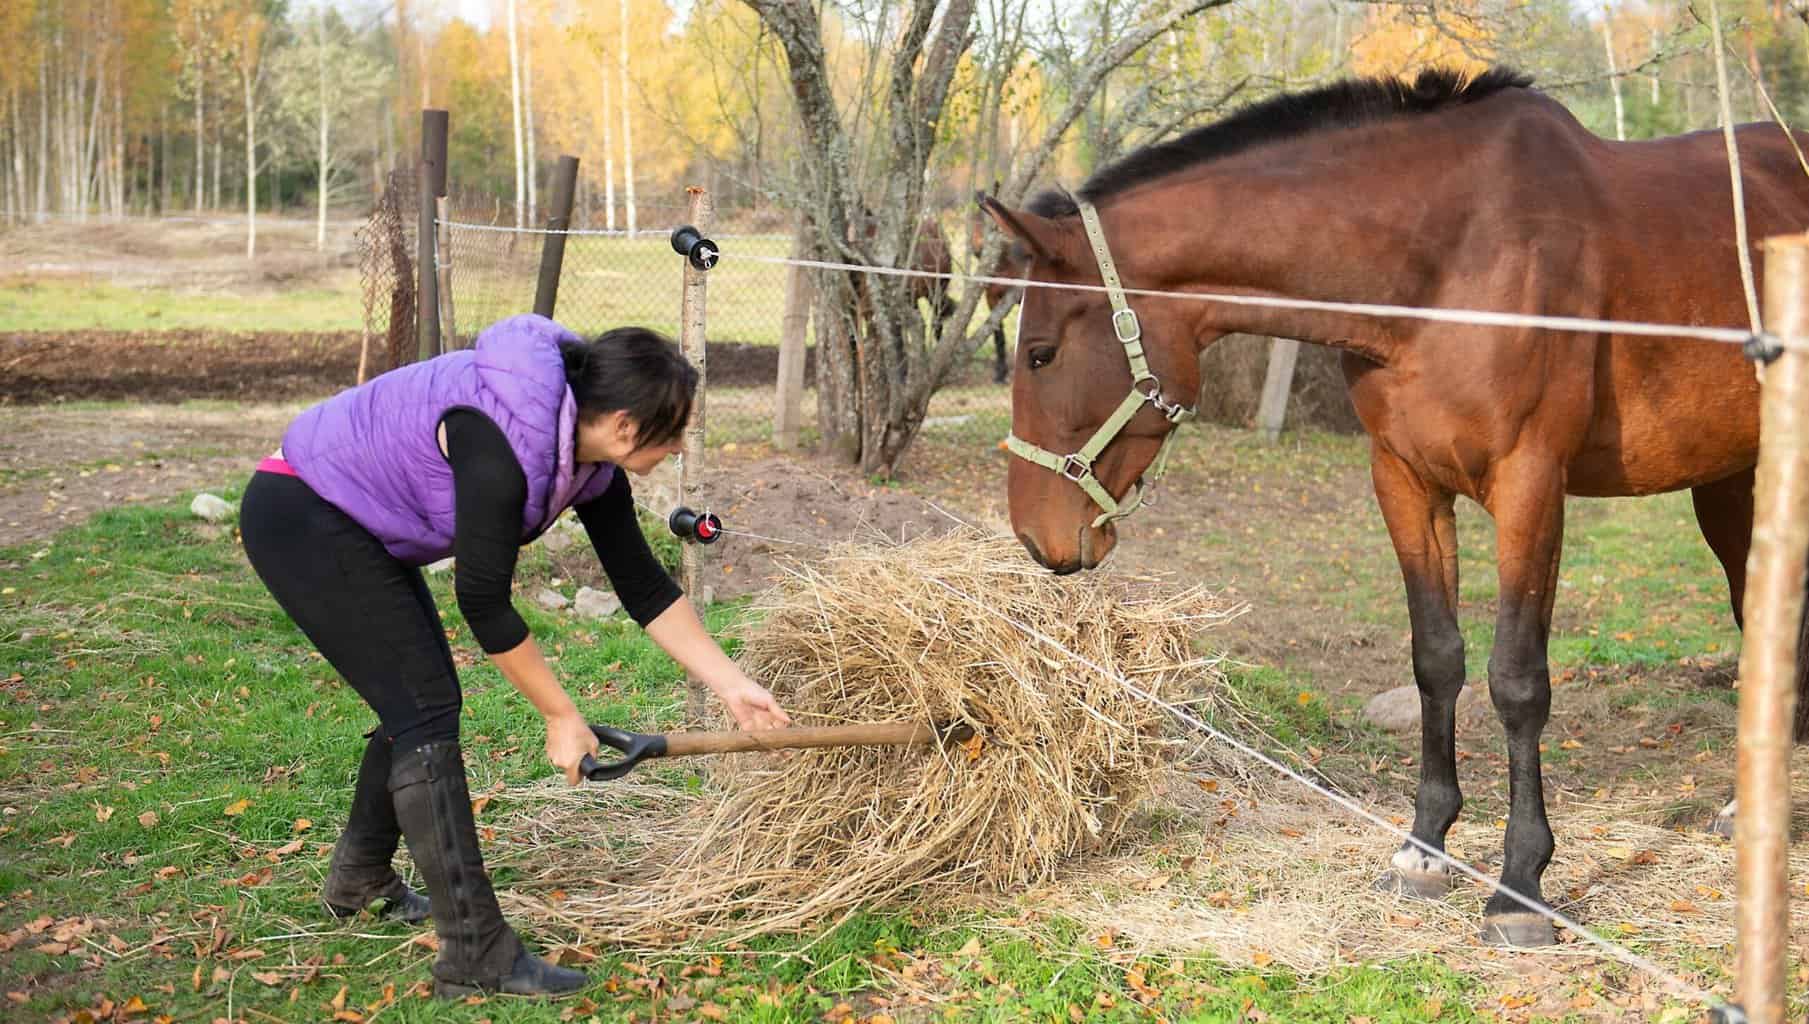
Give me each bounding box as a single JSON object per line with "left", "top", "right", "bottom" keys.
{"left": 1004, "top": 200, "right": 1196, "bottom": 529}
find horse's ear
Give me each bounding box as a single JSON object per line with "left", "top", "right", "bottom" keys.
{"left": 975, "top": 192, "right": 1075, "bottom": 269}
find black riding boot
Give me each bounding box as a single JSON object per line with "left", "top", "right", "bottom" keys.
{"left": 389, "top": 741, "right": 587, "bottom": 999}
{"left": 322, "top": 733, "right": 431, "bottom": 924}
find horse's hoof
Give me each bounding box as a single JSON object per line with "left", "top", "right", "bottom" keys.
{"left": 1375, "top": 867, "right": 1453, "bottom": 899}
{"left": 1710, "top": 800, "right": 1736, "bottom": 839}
{"left": 1479, "top": 912, "right": 1557, "bottom": 948}
{"left": 1375, "top": 846, "right": 1453, "bottom": 899}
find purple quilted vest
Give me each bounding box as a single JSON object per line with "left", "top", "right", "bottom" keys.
{"left": 281, "top": 314, "right": 616, "bottom": 565}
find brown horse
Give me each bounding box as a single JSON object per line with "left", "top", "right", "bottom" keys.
{"left": 981, "top": 67, "right": 1809, "bottom": 946}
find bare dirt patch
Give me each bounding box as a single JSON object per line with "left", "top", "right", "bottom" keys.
{"left": 0, "top": 217, "right": 360, "bottom": 290}
{"left": 2, "top": 331, "right": 367, "bottom": 404}
{"left": 0, "top": 407, "right": 964, "bottom": 600}
{"left": 0, "top": 403, "right": 300, "bottom": 548}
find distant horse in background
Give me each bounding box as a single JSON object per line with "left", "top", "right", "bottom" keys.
{"left": 856, "top": 209, "right": 1012, "bottom": 385}
{"left": 966, "top": 200, "right": 1021, "bottom": 385}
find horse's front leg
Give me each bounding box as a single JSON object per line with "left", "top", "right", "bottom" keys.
{"left": 1478, "top": 458, "right": 1566, "bottom": 947}
{"left": 1369, "top": 447, "right": 1466, "bottom": 899}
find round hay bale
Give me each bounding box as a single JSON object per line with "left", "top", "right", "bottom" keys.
{"left": 521, "top": 531, "right": 1237, "bottom": 943}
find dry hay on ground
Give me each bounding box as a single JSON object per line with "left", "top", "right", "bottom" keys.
{"left": 1027, "top": 759, "right": 1809, "bottom": 1019}
{"left": 504, "top": 531, "right": 1240, "bottom": 943}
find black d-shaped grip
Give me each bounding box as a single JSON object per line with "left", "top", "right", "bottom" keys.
{"left": 577, "top": 724, "right": 670, "bottom": 781}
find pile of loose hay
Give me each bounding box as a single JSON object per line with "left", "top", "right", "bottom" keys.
{"left": 513, "top": 531, "right": 1238, "bottom": 943}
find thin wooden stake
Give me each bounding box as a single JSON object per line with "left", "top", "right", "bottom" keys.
{"left": 679, "top": 186, "right": 713, "bottom": 726}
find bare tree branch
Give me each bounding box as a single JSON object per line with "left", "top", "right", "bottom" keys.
{"left": 1004, "top": 0, "right": 1235, "bottom": 200}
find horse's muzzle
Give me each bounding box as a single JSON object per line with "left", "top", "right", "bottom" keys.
{"left": 1016, "top": 532, "right": 1083, "bottom": 575}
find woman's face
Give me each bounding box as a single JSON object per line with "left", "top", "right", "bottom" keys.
{"left": 576, "top": 410, "right": 684, "bottom": 475}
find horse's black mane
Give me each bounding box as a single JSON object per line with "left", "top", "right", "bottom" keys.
{"left": 1025, "top": 66, "right": 1533, "bottom": 218}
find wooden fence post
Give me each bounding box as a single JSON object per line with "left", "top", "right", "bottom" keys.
{"left": 1732, "top": 233, "right": 1809, "bottom": 1024}
{"left": 1255, "top": 337, "right": 1300, "bottom": 442}
{"left": 775, "top": 219, "right": 813, "bottom": 449}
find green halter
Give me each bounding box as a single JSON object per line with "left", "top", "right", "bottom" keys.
{"left": 1005, "top": 200, "right": 1196, "bottom": 529}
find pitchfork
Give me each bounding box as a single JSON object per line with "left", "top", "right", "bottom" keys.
{"left": 577, "top": 720, "right": 977, "bottom": 781}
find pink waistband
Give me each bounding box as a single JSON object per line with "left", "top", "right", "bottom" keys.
{"left": 256, "top": 456, "right": 298, "bottom": 477}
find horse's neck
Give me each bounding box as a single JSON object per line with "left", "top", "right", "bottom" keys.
{"left": 1108, "top": 128, "right": 1491, "bottom": 364}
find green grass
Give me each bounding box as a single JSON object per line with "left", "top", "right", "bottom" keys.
{"left": 1156, "top": 424, "right": 1741, "bottom": 682}
{"left": 0, "top": 276, "right": 366, "bottom": 332}
{"left": 0, "top": 492, "right": 1515, "bottom": 1022}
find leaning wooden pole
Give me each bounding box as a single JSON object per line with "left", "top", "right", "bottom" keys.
{"left": 532, "top": 155, "right": 580, "bottom": 318}
{"left": 679, "top": 186, "right": 713, "bottom": 725}
{"left": 416, "top": 109, "right": 449, "bottom": 362}
{"left": 1733, "top": 234, "right": 1809, "bottom": 1024}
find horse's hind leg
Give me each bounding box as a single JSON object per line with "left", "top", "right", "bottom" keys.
{"left": 1684, "top": 469, "right": 1809, "bottom": 836}
{"left": 1691, "top": 472, "right": 1753, "bottom": 837}
{"left": 1691, "top": 470, "right": 1753, "bottom": 631}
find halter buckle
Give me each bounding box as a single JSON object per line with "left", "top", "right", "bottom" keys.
{"left": 1112, "top": 307, "right": 1141, "bottom": 343}
{"left": 1136, "top": 378, "right": 1192, "bottom": 422}
{"left": 1060, "top": 454, "right": 1093, "bottom": 483}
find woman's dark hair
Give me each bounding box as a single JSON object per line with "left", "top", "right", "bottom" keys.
{"left": 560, "top": 327, "right": 699, "bottom": 449}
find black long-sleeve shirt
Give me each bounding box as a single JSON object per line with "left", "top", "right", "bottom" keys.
{"left": 442, "top": 410, "right": 681, "bottom": 653}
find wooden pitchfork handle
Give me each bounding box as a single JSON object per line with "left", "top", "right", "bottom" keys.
{"left": 578, "top": 720, "right": 976, "bottom": 782}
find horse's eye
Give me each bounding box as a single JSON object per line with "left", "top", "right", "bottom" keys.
{"left": 1027, "top": 345, "right": 1056, "bottom": 370}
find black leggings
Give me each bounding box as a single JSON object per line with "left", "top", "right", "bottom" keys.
{"left": 241, "top": 470, "right": 463, "bottom": 749}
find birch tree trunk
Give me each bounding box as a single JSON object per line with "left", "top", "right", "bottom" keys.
{"left": 36, "top": 61, "right": 47, "bottom": 221}
{"left": 1601, "top": 3, "right": 1625, "bottom": 141}
{"left": 316, "top": 12, "right": 329, "bottom": 250}
{"left": 507, "top": 0, "right": 525, "bottom": 230}
{"left": 525, "top": 31, "right": 537, "bottom": 224}
{"left": 8, "top": 86, "right": 22, "bottom": 223}
{"left": 619, "top": 0, "right": 636, "bottom": 238}
{"left": 193, "top": 20, "right": 204, "bottom": 215}
{"left": 159, "top": 102, "right": 170, "bottom": 214}
{"left": 600, "top": 56, "right": 614, "bottom": 231}
{"left": 82, "top": 47, "right": 104, "bottom": 219}
{"left": 244, "top": 61, "right": 257, "bottom": 258}
{"left": 113, "top": 76, "right": 125, "bottom": 217}
{"left": 3, "top": 90, "right": 13, "bottom": 224}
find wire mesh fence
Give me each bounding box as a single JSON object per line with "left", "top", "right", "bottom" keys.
{"left": 354, "top": 165, "right": 419, "bottom": 382}
{"left": 355, "top": 177, "right": 1374, "bottom": 464}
